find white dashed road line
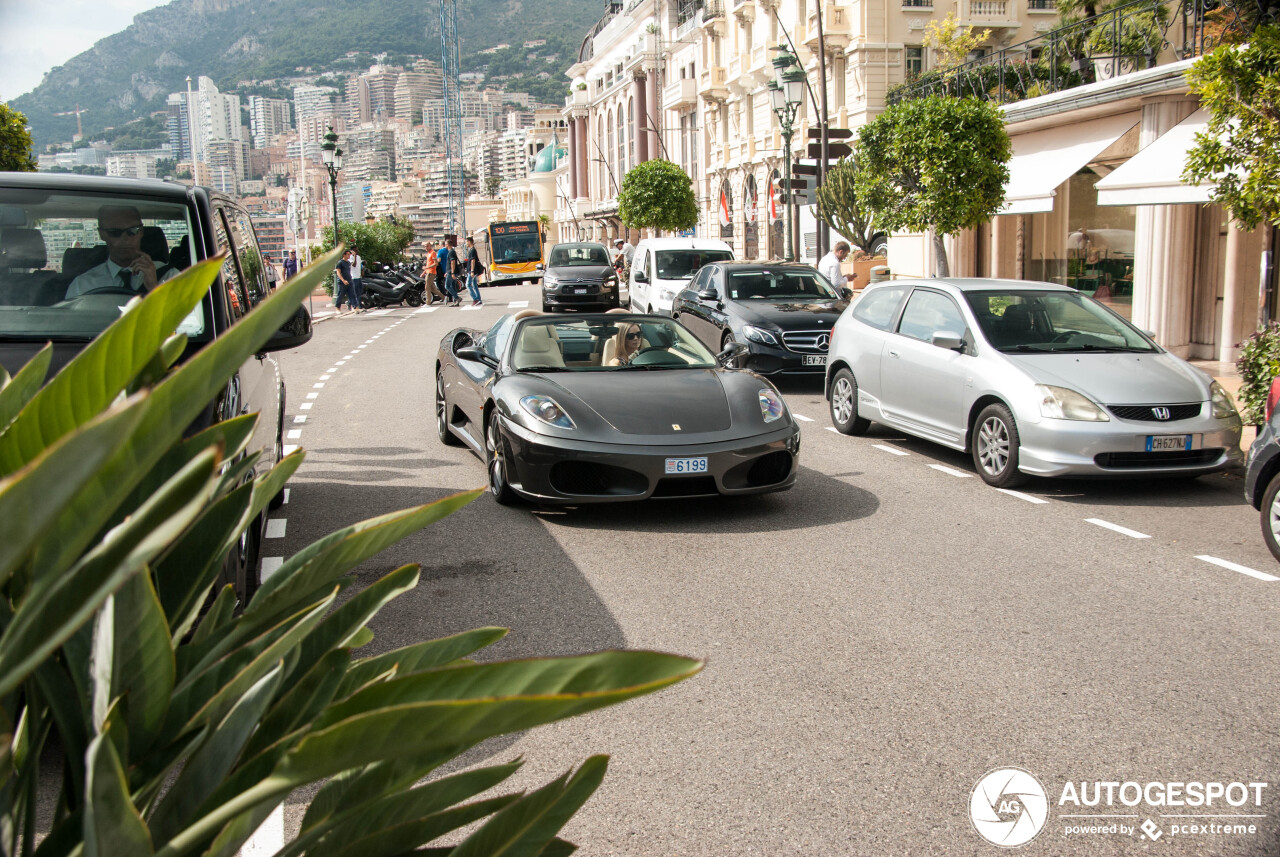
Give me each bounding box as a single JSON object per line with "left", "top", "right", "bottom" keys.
{"left": 299, "top": 403, "right": 312, "bottom": 410}
{"left": 313, "top": 383, "right": 324, "bottom": 389}
{"left": 367, "top": 309, "right": 392, "bottom": 316}
{"left": 415, "top": 307, "right": 436, "bottom": 314}
{"left": 508, "top": 300, "right": 529, "bottom": 308}
{"left": 928, "top": 464, "right": 974, "bottom": 478}
{"left": 873, "top": 444, "right": 910, "bottom": 456}
{"left": 461, "top": 304, "right": 482, "bottom": 311}
{"left": 265, "top": 519, "right": 287, "bottom": 539}
{"left": 282, "top": 488, "right": 290, "bottom": 504}
{"left": 793, "top": 414, "right": 814, "bottom": 422}
{"left": 997, "top": 488, "right": 1049, "bottom": 504}
{"left": 1196, "top": 555, "right": 1280, "bottom": 582}
{"left": 305, "top": 392, "right": 318, "bottom": 399}
{"left": 261, "top": 557, "right": 284, "bottom": 578}
{"left": 824, "top": 427, "right": 841, "bottom": 435}
{"left": 287, "top": 429, "right": 301, "bottom": 439}
{"left": 1086, "top": 518, "right": 1151, "bottom": 539}
{"left": 283, "top": 444, "right": 298, "bottom": 455}
{"left": 241, "top": 803, "right": 284, "bottom": 857}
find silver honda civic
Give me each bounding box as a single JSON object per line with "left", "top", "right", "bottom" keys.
{"left": 824, "top": 278, "right": 1242, "bottom": 487}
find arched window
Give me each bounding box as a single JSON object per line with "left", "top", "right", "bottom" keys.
{"left": 627, "top": 96, "right": 635, "bottom": 170}
{"left": 606, "top": 109, "right": 615, "bottom": 195}
{"left": 615, "top": 107, "right": 624, "bottom": 183}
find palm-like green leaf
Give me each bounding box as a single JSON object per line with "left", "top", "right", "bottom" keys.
{"left": 109, "top": 573, "right": 175, "bottom": 759}
{"left": 0, "top": 344, "right": 50, "bottom": 438}
{"left": 334, "top": 627, "right": 508, "bottom": 700}
{"left": 83, "top": 731, "right": 153, "bottom": 857}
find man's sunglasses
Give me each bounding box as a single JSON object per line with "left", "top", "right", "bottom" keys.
{"left": 101, "top": 225, "right": 143, "bottom": 238}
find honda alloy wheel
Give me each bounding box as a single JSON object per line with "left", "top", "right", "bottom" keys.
{"left": 972, "top": 403, "right": 1027, "bottom": 488}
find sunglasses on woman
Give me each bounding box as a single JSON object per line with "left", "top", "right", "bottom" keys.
{"left": 625, "top": 332, "right": 642, "bottom": 341}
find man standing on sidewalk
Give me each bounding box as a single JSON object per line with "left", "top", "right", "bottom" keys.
{"left": 438, "top": 237, "right": 460, "bottom": 306}
{"left": 283, "top": 250, "right": 298, "bottom": 281}
{"left": 350, "top": 245, "right": 365, "bottom": 313}
{"left": 818, "top": 241, "right": 853, "bottom": 292}
{"left": 335, "top": 249, "right": 356, "bottom": 315}
{"left": 422, "top": 241, "right": 446, "bottom": 304}
{"left": 463, "top": 235, "right": 484, "bottom": 306}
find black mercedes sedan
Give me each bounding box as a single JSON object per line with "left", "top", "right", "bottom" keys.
{"left": 539, "top": 242, "right": 620, "bottom": 312}
{"left": 435, "top": 311, "right": 800, "bottom": 504}
{"left": 672, "top": 262, "right": 850, "bottom": 376}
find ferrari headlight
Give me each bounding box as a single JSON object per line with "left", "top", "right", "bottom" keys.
{"left": 520, "top": 395, "right": 576, "bottom": 429}
{"left": 743, "top": 325, "right": 779, "bottom": 346}
{"left": 1036, "top": 384, "right": 1109, "bottom": 421}
{"left": 759, "top": 388, "right": 785, "bottom": 423}
{"left": 1211, "top": 381, "right": 1238, "bottom": 419}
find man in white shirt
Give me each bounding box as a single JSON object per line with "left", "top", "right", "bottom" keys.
{"left": 66, "top": 205, "right": 176, "bottom": 299}
{"left": 817, "top": 241, "right": 852, "bottom": 291}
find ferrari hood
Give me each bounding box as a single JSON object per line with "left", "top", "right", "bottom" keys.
{"left": 542, "top": 369, "right": 732, "bottom": 435}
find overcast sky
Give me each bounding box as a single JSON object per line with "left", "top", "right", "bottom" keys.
{"left": 0, "top": 0, "right": 169, "bottom": 102}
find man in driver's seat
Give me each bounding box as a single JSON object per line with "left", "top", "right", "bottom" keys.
{"left": 66, "top": 205, "right": 177, "bottom": 299}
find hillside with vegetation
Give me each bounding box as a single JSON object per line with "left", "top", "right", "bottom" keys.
{"left": 13, "top": 0, "right": 602, "bottom": 148}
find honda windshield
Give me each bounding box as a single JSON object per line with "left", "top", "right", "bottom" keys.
{"left": 964, "top": 290, "right": 1157, "bottom": 353}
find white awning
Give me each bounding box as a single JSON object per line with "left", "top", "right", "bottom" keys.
{"left": 1095, "top": 109, "right": 1213, "bottom": 206}
{"left": 1000, "top": 113, "right": 1139, "bottom": 215}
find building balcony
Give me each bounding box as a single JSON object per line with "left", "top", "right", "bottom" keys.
{"left": 664, "top": 76, "right": 698, "bottom": 109}
{"left": 700, "top": 66, "right": 730, "bottom": 102}
{"left": 731, "top": 0, "right": 756, "bottom": 21}
{"left": 957, "top": 0, "right": 1022, "bottom": 27}
{"left": 805, "top": 2, "right": 853, "bottom": 50}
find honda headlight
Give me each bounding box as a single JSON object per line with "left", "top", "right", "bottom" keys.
{"left": 1211, "top": 381, "right": 1238, "bottom": 419}
{"left": 743, "top": 325, "right": 779, "bottom": 346}
{"left": 759, "top": 388, "right": 785, "bottom": 423}
{"left": 520, "top": 395, "right": 576, "bottom": 429}
{"left": 1036, "top": 385, "right": 1109, "bottom": 421}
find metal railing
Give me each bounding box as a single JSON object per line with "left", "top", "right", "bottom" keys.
{"left": 888, "top": 0, "right": 1272, "bottom": 105}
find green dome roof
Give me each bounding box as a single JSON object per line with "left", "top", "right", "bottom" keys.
{"left": 532, "top": 144, "right": 567, "bottom": 173}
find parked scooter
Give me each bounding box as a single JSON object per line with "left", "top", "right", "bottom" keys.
{"left": 360, "top": 263, "right": 426, "bottom": 308}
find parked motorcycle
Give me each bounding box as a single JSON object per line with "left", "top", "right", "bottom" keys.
{"left": 360, "top": 263, "right": 426, "bottom": 308}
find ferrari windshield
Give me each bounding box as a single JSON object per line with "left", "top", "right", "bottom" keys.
{"left": 510, "top": 315, "right": 718, "bottom": 371}
{"left": 964, "top": 290, "right": 1157, "bottom": 353}
{"left": 0, "top": 187, "right": 204, "bottom": 341}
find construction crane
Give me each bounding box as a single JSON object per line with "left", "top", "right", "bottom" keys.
{"left": 439, "top": 0, "right": 466, "bottom": 240}
{"left": 53, "top": 106, "right": 88, "bottom": 140}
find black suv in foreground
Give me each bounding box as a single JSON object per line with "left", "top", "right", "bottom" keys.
{"left": 0, "top": 173, "right": 311, "bottom": 596}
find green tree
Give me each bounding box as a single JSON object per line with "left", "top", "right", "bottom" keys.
{"left": 923, "top": 12, "right": 992, "bottom": 70}
{"left": 0, "top": 102, "right": 37, "bottom": 172}
{"left": 618, "top": 159, "right": 698, "bottom": 234}
{"left": 319, "top": 219, "right": 417, "bottom": 266}
{"left": 0, "top": 252, "right": 700, "bottom": 857}
{"left": 1184, "top": 24, "right": 1280, "bottom": 231}
{"left": 484, "top": 174, "right": 502, "bottom": 197}
{"left": 853, "top": 95, "right": 1011, "bottom": 277}
{"left": 816, "top": 153, "right": 881, "bottom": 256}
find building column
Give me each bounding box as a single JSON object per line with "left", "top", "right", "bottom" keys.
{"left": 576, "top": 115, "right": 590, "bottom": 199}
{"left": 1220, "top": 220, "right": 1243, "bottom": 364}
{"left": 568, "top": 118, "right": 580, "bottom": 199}
{"left": 1132, "top": 97, "right": 1198, "bottom": 356}
{"left": 634, "top": 74, "right": 650, "bottom": 164}
{"left": 646, "top": 71, "right": 661, "bottom": 160}
{"left": 990, "top": 215, "right": 1018, "bottom": 279}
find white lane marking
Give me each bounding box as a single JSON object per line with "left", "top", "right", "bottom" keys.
{"left": 508, "top": 300, "right": 529, "bottom": 308}
{"left": 461, "top": 304, "right": 481, "bottom": 311}
{"left": 305, "top": 392, "right": 318, "bottom": 399}
{"left": 368, "top": 309, "right": 392, "bottom": 316}
{"left": 312, "top": 383, "right": 324, "bottom": 389}
{"left": 415, "top": 307, "right": 436, "bottom": 314}
{"left": 1086, "top": 518, "right": 1151, "bottom": 539}
{"left": 261, "top": 557, "right": 284, "bottom": 579}
{"left": 824, "top": 427, "right": 841, "bottom": 434}
{"left": 293, "top": 415, "right": 306, "bottom": 424}
{"left": 282, "top": 444, "right": 298, "bottom": 455}
{"left": 325, "top": 367, "right": 337, "bottom": 372}
{"left": 336, "top": 361, "right": 347, "bottom": 365}
{"left": 873, "top": 444, "right": 909, "bottom": 456}
{"left": 287, "top": 429, "right": 302, "bottom": 439}
{"left": 793, "top": 414, "right": 814, "bottom": 422}
{"left": 364, "top": 339, "right": 375, "bottom": 344}
{"left": 997, "top": 488, "right": 1049, "bottom": 504}
{"left": 299, "top": 403, "right": 312, "bottom": 410}
{"left": 1196, "top": 555, "right": 1280, "bottom": 582}
{"left": 282, "top": 488, "right": 290, "bottom": 504}
{"left": 241, "top": 802, "right": 284, "bottom": 857}
{"left": 265, "top": 519, "right": 287, "bottom": 539}
{"left": 342, "top": 354, "right": 354, "bottom": 359}
{"left": 320, "top": 374, "right": 332, "bottom": 380}
{"left": 928, "top": 464, "right": 974, "bottom": 478}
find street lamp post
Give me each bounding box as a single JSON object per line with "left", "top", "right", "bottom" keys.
{"left": 320, "top": 126, "right": 344, "bottom": 250}
{"left": 769, "top": 48, "right": 805, "bottom": 262}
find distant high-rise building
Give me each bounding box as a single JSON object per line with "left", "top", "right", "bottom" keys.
{"left": 393, "top": 73, "right": 441, "bottom": 124}
{"left": 248, "top": 96, "right": 292, "bottom": 149}
{"left": 166, "top": 92, "right": 193, "bottom": 162}
{"left": 293, "top": 85, "right": 338, "bottom": 124}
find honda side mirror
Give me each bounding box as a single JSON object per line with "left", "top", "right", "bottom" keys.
{"left": 931, "top": 331, "right": 966, "bottom": 352}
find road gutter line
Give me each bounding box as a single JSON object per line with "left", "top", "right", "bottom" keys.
{"left": 873, "top": 444, "right": 909, "bottom": 456}
{"left": 996, "top": 488, "right": 1049, "bottom": 504}
{"left": 1086, "top": 518, "right": 1150, "bottom": 539}
{"left": 793, "top": 414, "right": 814, "bottom": 422}
{"left": 1195, "top": 555, "right": 1279, "bottom": 582}
{"left": 928, "top": 464, "right": 973, "bottom": 478}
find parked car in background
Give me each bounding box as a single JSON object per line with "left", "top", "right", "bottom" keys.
{"left": 672, "top": 261, "right": 850, "bottom": 377}
{"left": 826, "top": 278, "right": 1242, "bottom": 487}
{"left": 0, "top": 173, "right": 312, "bottom": 597}
{"left": 628, "top": 237, "right": 733, "bottom": 316}
{"left": 539, "top": 242, "right": 619, "bottom": 312}
{"left": 1244, "top": 378, "right": 1280, "bottom": 562}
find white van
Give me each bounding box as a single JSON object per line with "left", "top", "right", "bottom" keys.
{"left": 628, "top": 237, "right": 734, "bottom": 316}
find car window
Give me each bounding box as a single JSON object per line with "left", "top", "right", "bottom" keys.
{"left": 897, "top": 290, "right": 966, "bottom": 342}
{"left": 0, "top": 186, "right": 205, "bottom": 342}
{"left": 726, "top": 269, "right": 837, "bottom": 301}
{"left": 850, "top": 285, "right": 907, "bottom": 331}
{"left": 214, "top": 210, "right": 251, "bottom": 323}
{"left": 479, "top": 313, "right": 515, "bottom": 360}
{"left": 964, "top": 290, "right": 1156, "bottom": 353}
{"left": 226, "top": 209, "right": 269, "bottom": 307}
{"left": 634, "top": 249, "right": 648, "bottom": 277}
{"left": 549, "top": 245, "right": 609, "bottom": 266}
{"left": 511, "top": 316, "right": 717, "bottom": 371}
{"left": 654, "top": 249, "right": 733, "bottom": 280}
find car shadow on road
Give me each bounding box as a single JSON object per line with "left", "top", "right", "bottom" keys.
{"left": 533, "top": 464, "right": 878, "bottom": 534}
{"left": 860, "top": 422, "right": 1250, "bottom": 509}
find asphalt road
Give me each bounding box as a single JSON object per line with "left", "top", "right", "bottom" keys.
{"left": 263, "top": 283, "right": 1280, "bottom": 856}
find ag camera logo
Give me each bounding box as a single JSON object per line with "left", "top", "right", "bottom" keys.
{"left": 970, "top": 767, "right": 1049, "bottom": 847}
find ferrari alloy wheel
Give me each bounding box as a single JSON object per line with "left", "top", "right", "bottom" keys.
{"left": 436, "top": 372, "right": 461, "bottom": 446}
{"left": 828, "top": 368, "right": 871, "bottom": 435}
{"left": 486, "top": 412, "right": 519, "bottom": 505}
{"left": 973, "top": 403, "right": 1027, "bottom": 488}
